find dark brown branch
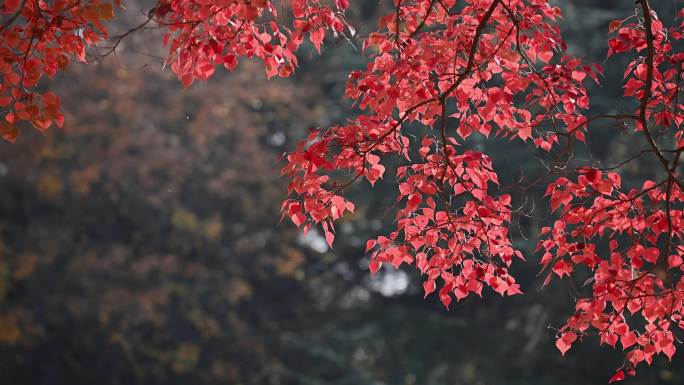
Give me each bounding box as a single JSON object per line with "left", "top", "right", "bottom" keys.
{"left": 637, "top": 0, "right": 684, "bottom": 191}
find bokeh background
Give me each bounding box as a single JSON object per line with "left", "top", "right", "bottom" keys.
{"left": 1, "top": 1, "right": 683, "bottom": 384}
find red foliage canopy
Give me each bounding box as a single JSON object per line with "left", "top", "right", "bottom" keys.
{"left": 1, "top": 0, "right": 684, "bottom": 380}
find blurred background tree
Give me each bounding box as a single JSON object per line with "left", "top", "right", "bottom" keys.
{"left": 0, "top": 1, "right": 682, "bottom": 384}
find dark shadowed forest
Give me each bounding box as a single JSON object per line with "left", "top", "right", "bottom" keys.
{"left": 1, "top": 1, "right": 683, "bottom": 384}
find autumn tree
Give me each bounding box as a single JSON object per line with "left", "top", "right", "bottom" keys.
{"left": 1, "top": 0, "right": 684, "bottom": 381}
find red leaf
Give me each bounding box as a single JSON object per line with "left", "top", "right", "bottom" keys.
{"left": 556, "top": 332, "right": 577, "bottom": 356}
{"left": 423, "top": 280, "right": 436, "bottom": 298}
{"left": 324, "top": 230, "right": 334, "bottom": 248}
{"left": 609, "top": 370, "right": 625, "bottom": 383}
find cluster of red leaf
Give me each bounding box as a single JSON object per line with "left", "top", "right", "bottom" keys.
{"left": 281, "top": 0, "right": 684, "bottom": 380}
{"left": 282, "top": 0, "right": 592, "bottom": 309}
{"left": 0, "top": 0, "right": 350, "bottom": 139}
{"left": 0, "top": 0, "right": 117, "bottom": 139}
{"left": 157, "top": 0, "right": 351, "bottom": 85}
{"left": 540, "top": 6, "right": 684, "bottom": 380}
{"left": 2, "top": 0, "right": 684, "bottom": 381}
{"left": 282, "top": 0, "right": 570, "bottom": 342}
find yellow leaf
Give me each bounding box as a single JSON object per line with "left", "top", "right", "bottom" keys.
{"left": 0, "top": 315, "right": 22, "bottom": 345}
